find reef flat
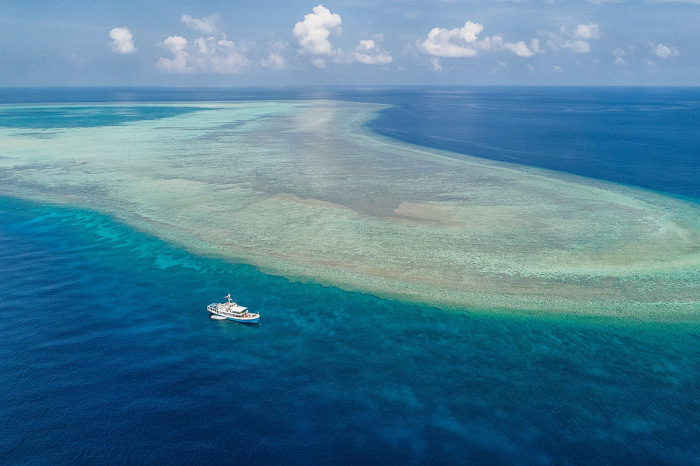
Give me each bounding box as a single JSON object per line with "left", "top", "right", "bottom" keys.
{"left": 1, "top": 101, "right": 699, "bottom": 319}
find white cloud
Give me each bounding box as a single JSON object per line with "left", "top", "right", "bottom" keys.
{"left": 504, "top": 40, "right": 535, "bottom": 57}
{"left": 554, "top": 65, "right": 563, "bottom": 72}
{"left": 156, "top": 34, "right": 249, "bottom": 74}
{"left": 311, "top": 57, "right": 327, "bottom": 68}
{"left": 293, "top": 5, "right": 342, "bottom": 56}
{"left": 358, "top": 39, "right": 375, "bottom": 49}
{"left": 419, "top": 21, "right": 537, "bottom": 58}
{"left": 261, "top": 41, "right": 288, "bottom": 70}
{"left": 650, "top": 42, "right": 679, "bottom": 58}
{"left": 563, "top": 40, "right": 591, "bottom": 53}
{"left": 419, "top": 21, "right": 482, "bottom": 57}
{"left": 181, "top": 15, "right": 218, "bottom": 35}
{"left": 162, "top": 35, "right": 188, "bottom": 53}
{"left": 194, "top": 37, "right": 209, "bottom": 54}
{"left": 261, "top": 54, "right": 286, "bottom": 70}
{"left": 354, "top": 39, "right": 392, "bottom": 65}
{"left": 612, "top": 47, "right": 627, "bottom": 64}
{"left": 481, "top": 35, "right": 539, "bottom": 57}
{"left": 573, "top": 23, "right": 600, "bottom": 40}
{"left": 109, "top": 27, "right": 136, "bottom": 54}
{"left": 207, "top": 37, "right": 250, "bottom": 73}
{"left": 545, "top": 24, "right": 601, "bottom": 54}
{"left": 430, "top": 57, "right": 441, "bottom": 71}
{"left": 156, "top": 36, "right": 190, "bottom": 73}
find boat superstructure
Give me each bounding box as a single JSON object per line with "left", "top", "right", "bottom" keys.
{"left": 207, "top": 294, "right": 259, "bottom": 323}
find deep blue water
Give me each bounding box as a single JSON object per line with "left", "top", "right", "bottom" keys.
{"left": 1, "top": 197, "right": 699, "bottom": 466}
{"left": 2, "top": 86, "right": 700, "bottom": 199}
{"left": 1, "top": 88, "right": 700, "bottom": 465}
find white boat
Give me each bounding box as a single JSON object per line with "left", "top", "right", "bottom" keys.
{"left": 207, "top": 294, "right": 259, "bottom": 323}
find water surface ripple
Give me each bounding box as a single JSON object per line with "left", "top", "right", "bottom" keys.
{"left": 1, "top": 198, "right": 699, "bottom": 465}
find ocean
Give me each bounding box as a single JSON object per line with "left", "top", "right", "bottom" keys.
{"left": 0, "top": 87, "right": 699, "bottom": 465}
{"left": 3, "top": 87, "right": 699, "bottom": 199}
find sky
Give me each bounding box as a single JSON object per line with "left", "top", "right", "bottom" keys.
{"left": 1, "top": 0, "right": 698, "bottom": 87}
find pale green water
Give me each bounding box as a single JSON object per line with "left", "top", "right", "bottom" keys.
{"left": 1, "top": 101, "right": 699, "bottom": 319}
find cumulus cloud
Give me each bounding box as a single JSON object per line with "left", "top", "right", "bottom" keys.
{"left": 261, "top": 41, "right": 288, "bottom": 70}
{"left": 503, "top": 40, "right": 535, "bottom": 57}
{"left": 181, "top": 14, "right": 218, "bottom": 35}
{"left": 418, "top": 21, "right": 538, "bottom": 58}
{"left": 109, "top": 27, "right": 136, "bottom": 54}
{"left": 204, "top": 37, "right": 250, "bottom": 73}
{"left": 573, "top": 23, "right": 601, "bottom": 40}
{"left": 293, "top": 5, "right": 342, "bottom": 56}
{"left": 545, "top": 24, "right": 601, "bottom": 54}
{"left": 156, "top": 36, "right": 190, "bottom": 73}
{"left": 419, "top": 21, "right": 481, "bottom": 57}
{"left": 162, "top": 35, "right": 188, "bottom": 53}
{"left": 563, "top": 40, "right": 591, "bottom": 53}
{"left": 156, "top": 34, "right": 249, "bottom": 74}
{"left": 430, "top": 58, "right": 441, "bottom": 71}
{"left": 354, "top": 39, "right": 392, "bottom": 65}
{"left": 649, "top": 42, "right": 679, "bottom": 58}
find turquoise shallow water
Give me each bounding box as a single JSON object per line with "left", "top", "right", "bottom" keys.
{"left": 2, "top": 88, "right": 700, "bottom": 465}
{"left": 2, "top": 100, "right": 699, "bottom": 317}
{"left": 3, "top": 87, "right": 698, "bottom": 199}
{"left": 0, "top": 105, "right": 203, "bottom": 129}
{"left": 1, "top": 197, "right": 699, "bottom": 465}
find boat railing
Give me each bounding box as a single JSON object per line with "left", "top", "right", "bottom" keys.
{"left": 208, "top": 303, "right": 257, "bottom": 317}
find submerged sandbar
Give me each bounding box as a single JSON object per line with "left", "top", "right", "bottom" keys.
{"left": 1, "top": 101, "right": 699, "bottom": 319}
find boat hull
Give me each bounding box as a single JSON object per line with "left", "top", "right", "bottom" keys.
{"left": 224, "top": 316, "right": 259, "bottom": 323}
{"left": 208, "top": 308, "right": 259, "bottom": 323}
{"left": 209, "top": 312, "right": 259, "bottom": 323}
{"left": 207, "top": 301, "right": 259, "bottom": 324}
